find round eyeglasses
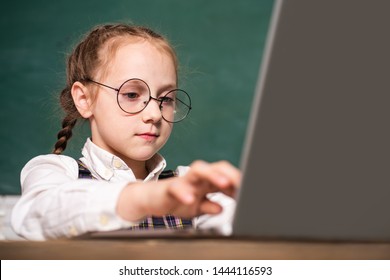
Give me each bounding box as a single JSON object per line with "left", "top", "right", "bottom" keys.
{"left": 85, "top": 78, "right": 192, "bottom": 123}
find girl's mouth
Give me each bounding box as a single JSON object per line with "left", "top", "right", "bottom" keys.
{"left": 136, "top": 133, "right": 159, "bottom": 141}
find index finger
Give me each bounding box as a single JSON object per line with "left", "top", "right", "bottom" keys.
{"left": 188, "top": 160, "right": 241, "bottom": 190}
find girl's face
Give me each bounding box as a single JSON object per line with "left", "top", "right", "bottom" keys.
{"left": 87, "top": 39, "right": 176, "bottom": 169}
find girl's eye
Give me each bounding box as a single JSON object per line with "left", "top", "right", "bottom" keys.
{"left": 123, "top": 92, "right": 140, "bottom": 99}
{"left": 159, "top": 96, "right": 174, "bottom": 104}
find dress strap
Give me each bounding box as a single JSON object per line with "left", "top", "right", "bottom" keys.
{"left": 77, "top": 160, "right": 95, "bottom": 179}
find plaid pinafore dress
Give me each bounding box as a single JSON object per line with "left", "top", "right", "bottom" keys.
{"left": 77, "top": 160, "right": 193, "bottom": 230}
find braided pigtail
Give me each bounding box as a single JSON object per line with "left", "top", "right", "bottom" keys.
{"left": 52, "top": 116, "right": 77, "bottom": 154}
{"left": 52, "top": 87, "right": 79, "bottom": 154}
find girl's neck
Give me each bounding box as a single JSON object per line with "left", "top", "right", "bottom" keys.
{"left": 127, "top": 160, "right": 148, "bottom": 180}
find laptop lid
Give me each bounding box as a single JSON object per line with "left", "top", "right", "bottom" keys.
{"left": 232, "top": 0, "right": 390, "bottom": 241}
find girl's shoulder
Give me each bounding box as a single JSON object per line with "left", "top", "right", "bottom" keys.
{"left": 21, "top": 154, "right": 79, "bottom": 179}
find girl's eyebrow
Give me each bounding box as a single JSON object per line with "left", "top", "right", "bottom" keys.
{"left": 156, "top": 83, "right": 177, "bottom": 95}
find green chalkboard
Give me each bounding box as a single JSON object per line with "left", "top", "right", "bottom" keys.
{"left": 0, "top": 0, "right": 274, "bottom": 194}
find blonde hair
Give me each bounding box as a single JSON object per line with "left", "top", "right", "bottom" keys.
{"left": 52, "top": 23, "right": 178, "bottom": 154}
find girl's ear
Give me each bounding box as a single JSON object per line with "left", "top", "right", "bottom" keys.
{"left": 71, "top": 81, "right": 93, "bottom": 118}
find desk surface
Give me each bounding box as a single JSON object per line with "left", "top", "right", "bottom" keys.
{"left": 1, "top": 238, "right": 390, "bottom": 260}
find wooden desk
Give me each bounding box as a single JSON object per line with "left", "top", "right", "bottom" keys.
{"left": 1, "top": 238, "right": 390, "bottom": 259}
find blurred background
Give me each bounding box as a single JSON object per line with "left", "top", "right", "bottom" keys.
{"left": 0, "top": 0, "right": 274, "bottom": 195}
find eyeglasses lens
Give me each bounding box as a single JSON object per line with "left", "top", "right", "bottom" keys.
{"left": 117, "top": 79, "right": 191, "bottom": 123}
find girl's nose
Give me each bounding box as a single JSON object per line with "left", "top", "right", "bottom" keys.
{"left": 141, "top": 97, "right": 163, "bottom": 123}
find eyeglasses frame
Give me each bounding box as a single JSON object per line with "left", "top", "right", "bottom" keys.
{"left": 84, "top": 78, "right": 192, "bottom": 123}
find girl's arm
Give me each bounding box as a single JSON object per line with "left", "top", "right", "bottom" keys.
{"left": 116, "top": 160, "right": 240, "bottom": 222}
{"left": 11, "top": 155, "right": 133, "bottom": 240}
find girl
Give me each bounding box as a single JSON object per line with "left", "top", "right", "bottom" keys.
{"left": 11, "top": 23, "right": 240, "bottom": 240}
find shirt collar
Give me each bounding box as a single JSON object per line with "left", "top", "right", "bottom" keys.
{"left": 80, "top": 138, "right": 166, "bottom": 182}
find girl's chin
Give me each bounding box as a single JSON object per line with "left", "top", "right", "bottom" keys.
{"left": 115, "top": 143, "right": 165, "bottom": 163}
{"left": 128, "top": 150, "right": 161, "bottom": 162}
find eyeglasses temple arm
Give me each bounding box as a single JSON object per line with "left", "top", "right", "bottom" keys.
{"left": 85, "top": 78, "right": 120, "bottom": 92}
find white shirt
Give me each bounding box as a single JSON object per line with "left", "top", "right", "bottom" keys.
{"left": 11, "top": 138, "right": 235, "bottom": 240}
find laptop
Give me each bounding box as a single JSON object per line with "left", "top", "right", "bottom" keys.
{"left": 233, "top": 0, "right": 390, "bottom": 241}
{"left": 85, "top": 0, "right": 390, "bottom": 241}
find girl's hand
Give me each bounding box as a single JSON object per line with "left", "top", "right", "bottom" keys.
{"left": 116, "top": 160, "right": 241, "bottom": 222}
